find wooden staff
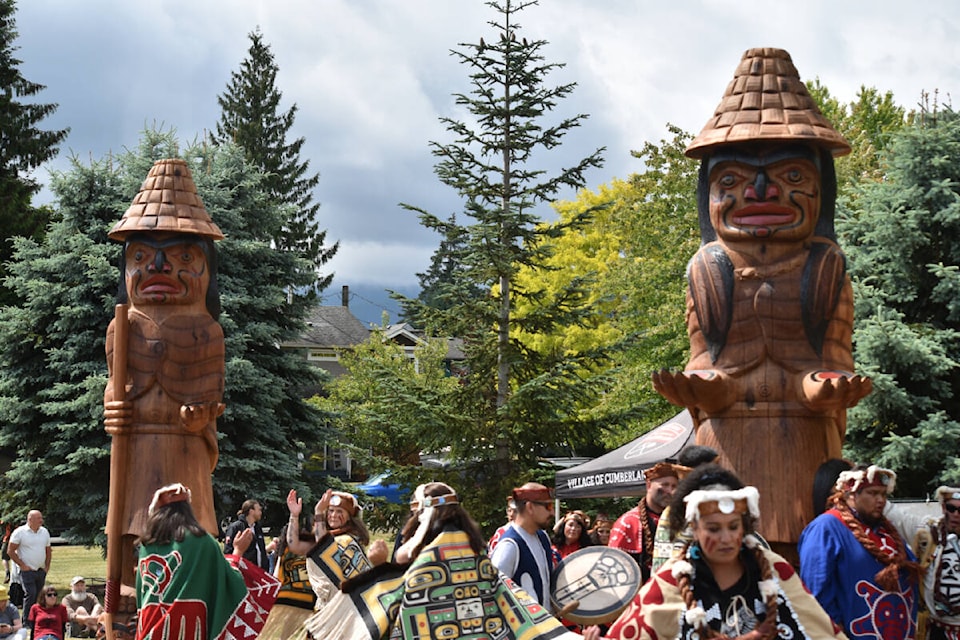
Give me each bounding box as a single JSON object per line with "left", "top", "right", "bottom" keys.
{"left": 105, "top": 303, "right": 129, "bottom": 640}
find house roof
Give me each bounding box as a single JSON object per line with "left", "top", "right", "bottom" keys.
{"left": 285, "top": 305, "right": 371, "bottom": 349}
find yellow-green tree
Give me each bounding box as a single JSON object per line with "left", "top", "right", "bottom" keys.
{"left": 513, "top": 124, "right": 700, "bottom": 447}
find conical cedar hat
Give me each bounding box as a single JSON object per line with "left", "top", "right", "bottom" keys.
{"left": 685, "top": 47, "right": 851, "bottom": 159}
{"left": 109, "top": 158, "right": 224, "bottom": 241}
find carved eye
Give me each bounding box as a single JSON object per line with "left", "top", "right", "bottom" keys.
{"left": 133, "top": 249, "right": 145, "bottom": 262}
{"left": 784, "top": 168, "right": 804, "bottom": 184}
{"left": 179, "top": 250, "right": 194, "bottom": 263}
{"left": 718, "top": 173, "right": 738, "bottom": 188}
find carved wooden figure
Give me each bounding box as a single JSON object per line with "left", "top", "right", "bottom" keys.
{"left": 103, "top": 159, "right": 225, "bottom": 608}
{"left": 652, "top": 48, "right": 871, "bottom": 561}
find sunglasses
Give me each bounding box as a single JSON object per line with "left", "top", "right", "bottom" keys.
{"left": 945, "top": 503, "right": 960, "bottom": 514}
{"left": 45, "top": 591, "right": 57, "bottom": 597}
{"left": 532, "top": 501, "right": 554, "bottom": 509}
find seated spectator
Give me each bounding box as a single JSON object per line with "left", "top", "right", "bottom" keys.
{"left": 27, "top": 584, "right": 68, "bottom": 640}
{"left": 61, "top": 577, "right": 102, "bottom": 638}
{"left": 0, "top": 584, "right": 27, "bottom": 640}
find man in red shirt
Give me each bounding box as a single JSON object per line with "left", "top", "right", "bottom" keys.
{"left": 608, "top": 462, "right": 685, "bottom": 582}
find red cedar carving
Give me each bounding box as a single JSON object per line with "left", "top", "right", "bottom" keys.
{"left": 103, "top": 159, "right": 225, "bottom": 622}
{"left": 653, "top": 48, "right": 871, "bottom": 561}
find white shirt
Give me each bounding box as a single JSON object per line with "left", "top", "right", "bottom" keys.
{"left": 9, "top": 525, "right": 50, "bottom": 571}
{"left": 489, "top": 523, "right": 551, "bottom": 606}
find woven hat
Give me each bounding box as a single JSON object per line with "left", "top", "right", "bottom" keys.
{"left": 686, "top": 47, "right": 851, "bottom": 159}
{"left": 109, "top": 158, "right": 224, "bottom": 241}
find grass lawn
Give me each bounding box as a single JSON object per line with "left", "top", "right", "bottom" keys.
{"left": 45, "top": 545, "right": 107, "bottom": 594}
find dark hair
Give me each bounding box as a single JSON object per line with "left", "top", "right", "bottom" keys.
{"left": 400, "top": 482, "right": 486, "bottom": 558}
{"left": 139, "top": 500, "right": 206, "bottom": 546}
{"left": 677, "top": 445, "right": 719, "bottom": 468}
{"left": 239, "top": 499, "right": 260, "bottom": 518}
{"left": 667, "top": 463, "right": 752, "bottom": 537}
{"left": 552, "top": 516, "right": 593, "bottom": 549}
{"left": 813, "top": 458, "right": 853, "bottom": 515}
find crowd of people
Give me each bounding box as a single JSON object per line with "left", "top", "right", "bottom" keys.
{"left": 2, "top": 453, "right": 957, "bottom": 640}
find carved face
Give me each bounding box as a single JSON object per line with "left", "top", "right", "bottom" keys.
{"left": 707, "top": 146, "right": 821, "bottom": 244}
{"left": 125, "top": 235, "right": 210, "bottom": 308}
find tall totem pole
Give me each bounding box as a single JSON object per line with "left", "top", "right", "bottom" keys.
{"left": 653, "top": 48, "right": 872, "bottom": 562}
{"left": 102, "top": 159, "right": 225, "bottom": 616}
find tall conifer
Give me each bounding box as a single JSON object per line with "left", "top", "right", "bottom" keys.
{"left": 212, "top": 28, "right": 338, "bottom": 293}
{"left": 0, "top": 0, "right": 69, "bottom": 305}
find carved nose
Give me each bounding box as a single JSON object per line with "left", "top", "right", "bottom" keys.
{"left": 744, "top": 170, "right": 780, "bottom": 201}
{"left": 149, "top": 249, "right": 171, "bottom": 272}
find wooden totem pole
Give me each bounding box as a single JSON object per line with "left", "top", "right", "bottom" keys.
{"left": 102, "top": 159, "right": 225, "bottom": 625}
{"left": 652, "top": 48, "right": 872, "bottom": 562}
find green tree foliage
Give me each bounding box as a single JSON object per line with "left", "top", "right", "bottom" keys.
{"left": 0, "top": 0, "right": 69, "bottom": 305}
{"left": 597, "top": 125, "right": 700, "bottom": 445}
{"left": 807, "top": 80, "right": 908, "bottom": 191}
{"left": 395, "top": 0, "right": 606, "bottom": 522}
{"left": 212, "top": 28, "right": 338, "bottom": 292}
{"left": 399, "top": 213, "right": 485, "bottom": 329}
{"left": 0, "top": 128, "right": 330, "bottom": 542}
{"left": 838, "top": 105, "right": 960, "bottom": 495}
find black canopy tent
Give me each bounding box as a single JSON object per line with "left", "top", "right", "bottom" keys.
{"left": 555, "top": 411, "right": 694, "bottom": 500}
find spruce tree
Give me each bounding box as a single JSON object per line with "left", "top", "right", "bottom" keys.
{"left": 0, "top": 129, "right": 330, "bottom": 542}
{"left": 397, "top": 0, "right": 605, "bottom": 518}
{"left": 0, "top": 0, "right": 69, "bottom": 305}
{"left": 839, "top": 104, "right": 960, "bottom": 495}
{"left": 212, "top": 28, "right": 337, "bottom": 292}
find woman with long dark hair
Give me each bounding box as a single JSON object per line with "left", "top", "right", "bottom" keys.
{"left": 584, "top": 464, "right": 844, "bottom": 640}
{"left": 134, "top": 483, "right": 279, "bottom": 640}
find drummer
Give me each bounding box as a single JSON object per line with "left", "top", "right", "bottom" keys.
{"left": 583, "top": 464, "right": 845, "bottom": 640}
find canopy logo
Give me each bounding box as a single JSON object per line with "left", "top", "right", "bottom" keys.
{"left": 565, "top": 468, "right": 644, "bottom": 490}
{"left": 623, "top": 422, "right": 688, "bottom": 460}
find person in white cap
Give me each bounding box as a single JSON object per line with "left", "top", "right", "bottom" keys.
{"left": 61, "top": 577, "right": 102, "bottom": 637}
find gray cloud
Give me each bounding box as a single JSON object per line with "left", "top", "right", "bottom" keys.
{"left": 14, "top": 0, "right": 960, "bottom": 324}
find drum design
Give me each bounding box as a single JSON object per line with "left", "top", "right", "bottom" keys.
{"left": 551, "top": 546, "right": 641, "bottom": 625}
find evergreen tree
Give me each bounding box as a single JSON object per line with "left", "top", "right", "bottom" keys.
{"left": 212, "top": 28, "right": 338, "bottom": 292}
{"left": 0, "top": 128, "right": 330, "bottom": 542}
{"left": 397, "top": 0, "right": 605, "bottom": 516}
{"left": 838, "top": 104, "right": 960, "bottom": 495}
{"left": 398, "top": 213, "right": 484, "bottom": 329}
{"left": 0, "top": 0, "right": 69, "bottom": 305}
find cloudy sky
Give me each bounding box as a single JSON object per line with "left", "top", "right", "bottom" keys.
{"left": 14, "top": 0, "right": 960, "bottom": 324}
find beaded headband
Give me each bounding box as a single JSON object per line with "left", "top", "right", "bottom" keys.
{"left": 684, "top": 486, "right": 760, "bottom": 522}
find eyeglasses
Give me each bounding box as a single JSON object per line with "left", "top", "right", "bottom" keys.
{"left": 945, "top": 503, "right": 960, "bottom": 514}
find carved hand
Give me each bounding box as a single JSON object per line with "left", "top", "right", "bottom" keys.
{"left": 103, "top": 400, "right": 133, "bottom": 432}
{"left": 179, "top": 402, "right": 226, "bottom": 432}
{"left": 651, "top": 369, "right": 735, "bottom": 414}
{"left": 801, "top": 372, "right": 873, "bottom": 411}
